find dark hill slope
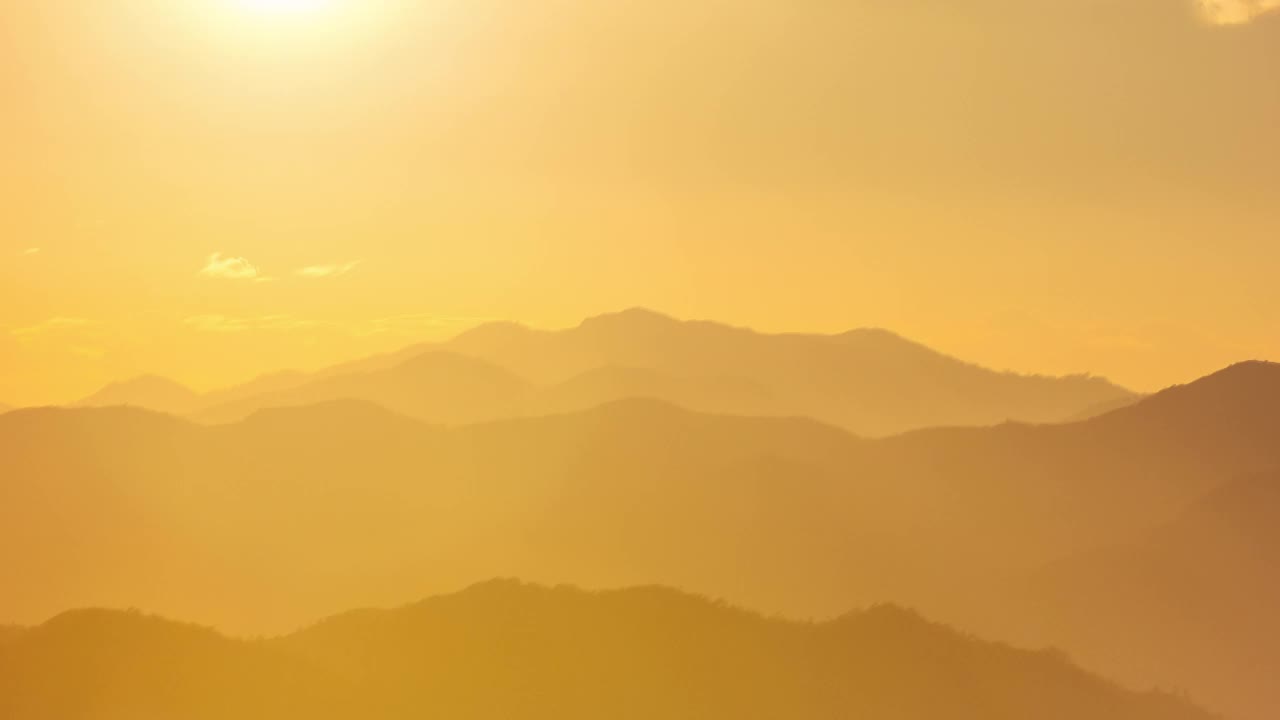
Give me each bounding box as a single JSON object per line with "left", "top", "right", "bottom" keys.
{"left": 0, "top": 583, "right": 1214, "bottom": 720}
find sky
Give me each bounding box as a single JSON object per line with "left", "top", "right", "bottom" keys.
{"left": 2, "top": 0, "right": 1279, "bottom": 405}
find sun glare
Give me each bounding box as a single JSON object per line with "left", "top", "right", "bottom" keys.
{"left": 237, "top": 0, "right": 332, "bottom": 15}
{"left": 209, "top": 0, "right": 380, "bottom": 54}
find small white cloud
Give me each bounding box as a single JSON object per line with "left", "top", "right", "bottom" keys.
{"left": 296, "top": 260, "right": 362, "bottom": 279}
{"left": 200, "top": 252, "right": 263, "bottom": 281}
{"left": 20, "top": 248, "right": 40, "bottom": 257}
{"left": 1198, "top": 0, "right": 1280, "bottom": 24}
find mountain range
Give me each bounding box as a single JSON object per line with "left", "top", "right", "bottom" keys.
{"left": 77, "top": 310, "right": 1138, "bottom": 436}
{"left": 7, "top": 360, "right": 1280, "bottom": 717}
{"left": 0, "top": 581, "right": 1212, "bottom": 720}
{"left": 977, "top": 468, "right": 1280, "bottom": 720}
{"left": 77, "top": 375, "right": 205, "bottom": 415}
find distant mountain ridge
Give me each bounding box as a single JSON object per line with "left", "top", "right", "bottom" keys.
{"left": 18, "top": 361, "right": 1280, "bottom": 717}
{"left": 976, "top": 466, "right": 1280, "bottom": 720}
{"left": 102, "top": 308, "right": 1139, "bottom": 435}
{"left": 193, "top": 353, "right": 790, "bottom": 426}
{"left": 76, "top": 374, "right": 204, "bottom": 415}
{"left": 442, "top": 308, "right": 1136, "bottom": 435}
{"left": 195, "top": 352, "right": 533, "bottom": 426}
{"left": 0, "top": 581, "right": 1213, "bottom": 720}
{"left": 6, "top": 362, "right": 1276, "bottom": 630}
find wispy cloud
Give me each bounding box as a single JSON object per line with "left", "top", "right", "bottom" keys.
{"left": 10, "top": 317, "right": 90, "bottom": 338}
{"left": 6, "top": 317, "right": 109, "bottom": 360}
{"left": 357, "top": 313, "right": 492, "bottom": 337}
{"left": 1198, "top": 0, "right": 1280, "bottom": 24}
{"left": 70, "top": 346, "right": 107, "bottom": 359}
{"left": 183, "top": 314, "right": 320, "bottom": 334}
{"left": 296, "top": 260, "right": 362, "bottom": 279}
{"left": 183, "top": 311, "right": 488, "bottom": 341}
{"left": 200, "top": 252, "right": 264, "bottom": 281}
{"left": 183, "top": 315, "right": 251, "bottom": 333}
{"left": 19, "top": 248, "right": 40, "bottom": 257}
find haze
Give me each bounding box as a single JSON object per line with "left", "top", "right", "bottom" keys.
{"left": 4, "top": 0, "right": 1280, "bottom": 405}
{"left": 3, "top": 3, "right": 1280, "bottom": 720}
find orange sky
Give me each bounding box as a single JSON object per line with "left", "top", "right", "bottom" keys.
{"left": 3, "top": 0, "right": 1279, "bottom": 405}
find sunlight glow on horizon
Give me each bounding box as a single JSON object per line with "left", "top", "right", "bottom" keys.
{"left": 2, "top": 0, "right": 1279, "bottom": 406}
{"left": 236, "top": 0, "right": 335, "bottom": 15}
{"left": 219, "top": 0, "right": 349, "bottom": 36}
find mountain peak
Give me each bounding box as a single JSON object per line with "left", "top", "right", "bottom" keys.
{"left": 450, "top": 320, "right": 536, "bottom": 347}
{"left": 77, "top": 375, "right": 202, "bottom": 415}
{"left": 839, "top": 326, "right": 907, "bottom": 340}
{"left": 835, "top": 327, "right": 939, "bottom": 352}
{"left": 1124, "top": 361, "right": 1280, "bottom": 414}
{"left": 0, "top": 405, "right": 193, "bottom": 436}
{"left": 578, "top": 307, "right": 681, "bottom": 331}
{"left": 830, "top": 603, "right": 943, "bottom": 639}
{"left": 1195, "top": 360, "right": 1280, "bottom": 385}
{"left": 102, "top": 374, "right": 189, "bottom": 389}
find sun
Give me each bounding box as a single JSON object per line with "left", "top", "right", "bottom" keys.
{"left": 236, "top": 0, "right": 333, "bottom": 15}
{"left": 210, "top": 0, "right": 371, "bottom": 48}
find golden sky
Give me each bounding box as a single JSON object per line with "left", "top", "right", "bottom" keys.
{"left": 2, "top": 0, "right": 1279, "bottom": 405}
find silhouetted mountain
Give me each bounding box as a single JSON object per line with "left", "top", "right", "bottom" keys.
{"left": 1092, "top": 361, "right": 1280, "bottom": 436}
{"left": 973, "top": 469, "right": 1280, "bottom": 720}
{"left": 445, "top": 309, "right": 1136, "bottom": 436}
{"left": 1064, "top": 393, "right": 1147, "bottom": 421}
{"left": 4, "top": 364, "right": 1277, "bottom": 627}
{"left": 0, "top": 582, "right": 1213, "bottom": 720}
{"left": 533, "top": 365, "right": 786, "bottom": 418}
{"left": 0, "top": 609, "right": 347, "bottom": 720}
{"left": 72, "top": 370, "right": 312, "bottom": 418}
{"left": 198, "top": 369, "right": 312, "bottom": 408}
{"left": 0, "top": 402, "right": 12, "bottom": 415}
{"left": 916, "top": 362, "right": 1280, "bottom": 719}
{"left": 199, "top": 309, "right": 1135, "bottom": 435}
{"left": 2, "top": 363, "right": 1277, "bottom": 715}
{"left": 198, "top": 359, "right": 787, "bottom": 426}
{"left": 195, "top": 352, "right": 532, "bottom": 425}
{"left": 240, "top": 398, "right": 426, "bottom": 434}
{"left": 76, "top": 375, "right": 204, "bottom": 415}
{"left": 0, "top": 625, "right": 23, "bottom": 647}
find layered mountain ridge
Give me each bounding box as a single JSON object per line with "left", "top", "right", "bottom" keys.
{"left": 5, "top": 361, "right": 1280, "bottom": 716}
{"left": 77, "top": 309, "right": 1138, "bottom": 436}
{"left": 0, "top": 581, "right": 1214, "bottom": 720}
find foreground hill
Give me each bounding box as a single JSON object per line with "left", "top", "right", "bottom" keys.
{"left": 156, "top": 310, "right": 1132, "bottom": 434}
{"left": 2, "top": 362, "right": 1277, "bottom": 715}
{"left": 0, "top": 582, "right": 1212, "bottom": 720}
{"left": 0, "top": 625, "right": 22, "bottom": 646}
